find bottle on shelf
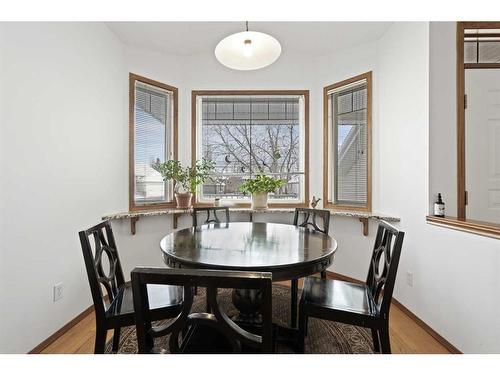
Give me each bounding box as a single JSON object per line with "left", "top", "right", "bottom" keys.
{"left": 434, "top": 193, "right": 445, "bottom": 217}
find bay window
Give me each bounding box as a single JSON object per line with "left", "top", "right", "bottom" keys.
{"left": 192, "top": 90, "right": 309, "bottom": 206}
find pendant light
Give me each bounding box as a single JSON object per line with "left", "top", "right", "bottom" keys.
{"left": 215, "top": 22, "right": 281, "bottom": 71}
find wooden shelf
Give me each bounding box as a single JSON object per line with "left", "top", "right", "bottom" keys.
{"left": 426, "top": 215, "right": 500, "bottom": 240}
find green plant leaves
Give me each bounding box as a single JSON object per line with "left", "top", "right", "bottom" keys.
{"left": 151, "top": 159, "right": 215, "bottom": 193}
{"left": 238, "top": 174, "right": 285, "bottom": 194}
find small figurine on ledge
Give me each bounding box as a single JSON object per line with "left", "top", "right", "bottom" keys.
{"left": 311, "top": 196, "right": 321, "bottom": 209}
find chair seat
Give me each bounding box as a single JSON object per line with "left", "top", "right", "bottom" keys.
{"left": 106, "top": 282, "right": 183, "bottom": 319}
{"left": 302, "top": 277, "right": 378, "bottom": 317}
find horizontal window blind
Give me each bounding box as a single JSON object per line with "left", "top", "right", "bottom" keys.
{"left": 329, "top": 79, "right": 368, "bottom": 206}
{"left": 133, "top": 81, "right": 173, "bottom": 205}
{"left": 464, "top": 28, "right": 500, "bottom": 64}
{"left": 198, "top": 95, "right": 305, "bottom": 203}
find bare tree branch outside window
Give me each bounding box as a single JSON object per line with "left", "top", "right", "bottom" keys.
{"left": 199, "top": 96, "right": 304, "bottom": 202}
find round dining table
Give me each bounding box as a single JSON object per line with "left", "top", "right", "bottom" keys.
{"left": 160, "top": 221, "right": 337, "bottom": 328}
{"left": 160, "top": 221, "right": 337, "bottom": 282}
{"left": 159, "top": 221, "right": 337, "bottom": 350}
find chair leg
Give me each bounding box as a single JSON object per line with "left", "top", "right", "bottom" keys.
{"left": 371, "top": 329, "right": 380, "bottom": 353}
{"left": 297, "top": 301, "right": 307, "bottom": 353}
{"left": 145, "top": 330, "right": 155, "bottom": 352}
{"left": 94, "top": 325, "right": 107, "bottom": 354}
{"left": 320, "top": 271, "right": 327, "bottom": 279}
{"left": 206, "top": 292, "right": 211, "bottom": 313}
{"left": 112, "top": 327, "right": 121, "bottom": 353}
{"left": 291, "top": 279, "right": 298, "bottom": 328}
{"left": 379, "top": 323, "right": 391, "bottom": 354}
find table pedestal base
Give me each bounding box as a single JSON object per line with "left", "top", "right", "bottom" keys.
{"left": 231, "top": 288, "right": 263, "bottom": 323}
{"left": 230, "top": 288, "right": 300, "bottom": 352}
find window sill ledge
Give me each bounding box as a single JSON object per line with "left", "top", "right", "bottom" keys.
{"left": 103, "top": 208, "right": 400, "bottom": 236}
{"left": 426, "top": 215, "right": 500, "bottom": 240}
{"left": 103, "top": 207, "right": 399, "bottom": 222}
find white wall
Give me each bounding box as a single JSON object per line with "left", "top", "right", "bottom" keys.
{"left": 0, "top": 23, "right": 126, "bottom": 353}
{"left": 429, "top": 22, "right": 457, "bottom": 216}
{"left": 378, "top": 22, "right": 500, "bottom": 353}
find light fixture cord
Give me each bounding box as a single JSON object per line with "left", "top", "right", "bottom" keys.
{"left": 246, "top": 21, "right": 249, "bottom": 32}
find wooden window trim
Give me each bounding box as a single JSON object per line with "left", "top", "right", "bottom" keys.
{"left": 442, "top": 22, "right": 500, "bottom": 238}
{"left": 457, "top": 22, "right": 466, "bottom": 219}
{"left": 129, "top": 73, "right": 178, "bottom": 211}
{"left": 191, "top": 90, "right": 309, "bottom": 208}
{"left": 464, "top": 63, "right": 500, "bottom": 69}
{"left": 323, "top": 72, "right": 372, "bottom": 212}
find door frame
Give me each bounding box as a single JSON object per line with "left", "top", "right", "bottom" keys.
{"left": 456, "top": 22, "right": 500, "bottom": 219}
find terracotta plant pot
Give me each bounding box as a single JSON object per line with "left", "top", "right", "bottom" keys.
{"left": 251, "top": 192, "right": 268, "bottom": 209}
{"left": 175, "top": 192, "right": 193, "bottom": 209}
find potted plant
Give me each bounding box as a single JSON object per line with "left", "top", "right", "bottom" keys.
{"left": 239, "top": 174, "right": 285, "bottom": 209}
{"left": 151, "top": 159, "right": 214, "bottom": 209}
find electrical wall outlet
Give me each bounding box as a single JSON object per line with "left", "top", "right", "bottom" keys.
{"left": 406, "top": 271, "right": 413, "bottom": 287}
{"left": 53, "top": 282, "right": 63, "bottom": 302}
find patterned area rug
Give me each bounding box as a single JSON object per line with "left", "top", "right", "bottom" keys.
{"left": 106, "top": 285, "right": 374, "bottom": 354}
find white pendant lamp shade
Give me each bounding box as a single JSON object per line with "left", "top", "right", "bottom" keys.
{"left": 215, "top": 30, "right": 281, "bottom": 71}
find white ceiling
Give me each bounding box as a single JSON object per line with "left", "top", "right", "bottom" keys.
{"left": 106, "top": 22, "right": 392, "bottom": 57}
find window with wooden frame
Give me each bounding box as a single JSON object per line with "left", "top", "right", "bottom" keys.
{"left": 323, "top": 72, "right": 372, "bottom": 212}
{"left": 192, "top": 90, "right": 309, "bottom": 207}
{"left": 129, "top": 73, "right": 178, "bottom": 211}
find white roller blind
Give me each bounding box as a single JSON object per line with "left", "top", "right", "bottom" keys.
{"left": 133, "top": 81, "right": 173, "bottom": 204}
{"left": 329, "top": 79, "right": 368, "bottom": 206}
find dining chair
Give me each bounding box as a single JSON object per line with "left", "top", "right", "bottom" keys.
{"left": 293, "top": 208, "right": 330, "bottom": 279}
{"left": 293, "top": 207, "right": 331, "bottom": 234}
{"left": 131, "top": 267, "right": 274, "bottom": 353}
{"left": 192, "top": 207, "right": 230, "bottom": 227}
{"left": 297, "top": 220, "right": 404, "bottom": 354}
{"left": 78, "top": 220, "right": 183, "bottom": 353}
{"left": 191, "top": 206, "right": 230, "bottom": 301}
{"left": 289, "top": 208, "right": 331, "bottom": 328}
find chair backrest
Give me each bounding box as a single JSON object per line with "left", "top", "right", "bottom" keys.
{"left": 78, "top": 220, "right": 125, "bottom": 320}
{"left": 365, "top": 220, "right": 404, "bottom": 318}
{"left": 293, "top": 208, "right": 330, "bottom": 234}
{"left": 192, "top": 207, "right": 230, "bottom": 227}
{"left": 131, "top": 268, "right": 273, "bottom": 354}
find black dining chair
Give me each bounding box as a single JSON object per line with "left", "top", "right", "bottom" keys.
{"left": 297, "top": 220, "right": 404, "bottom": 354}
{"left": 131, "top": 267, "right": 274, "bottom": 353}
{"left": 289, "top": 208, "right": 331, "bottom": 328}
{"left": 293, "top": 208, "right": 330, "bottom": 279}
{"left": 191, "top": 206, "right": 230, "bottom": 301}
{"left": 192, "top": 207, "right": 230, "bottom": 227}
{"left": 78, "top": 221, "right": 183, "bottom": 353}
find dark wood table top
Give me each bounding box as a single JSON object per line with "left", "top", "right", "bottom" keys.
{"left": 160, "top": 222, "right": 337, "bottom": 281}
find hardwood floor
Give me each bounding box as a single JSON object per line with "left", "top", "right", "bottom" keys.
{"left": 40, "top": 280, "right": 451, "bottom": 354}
